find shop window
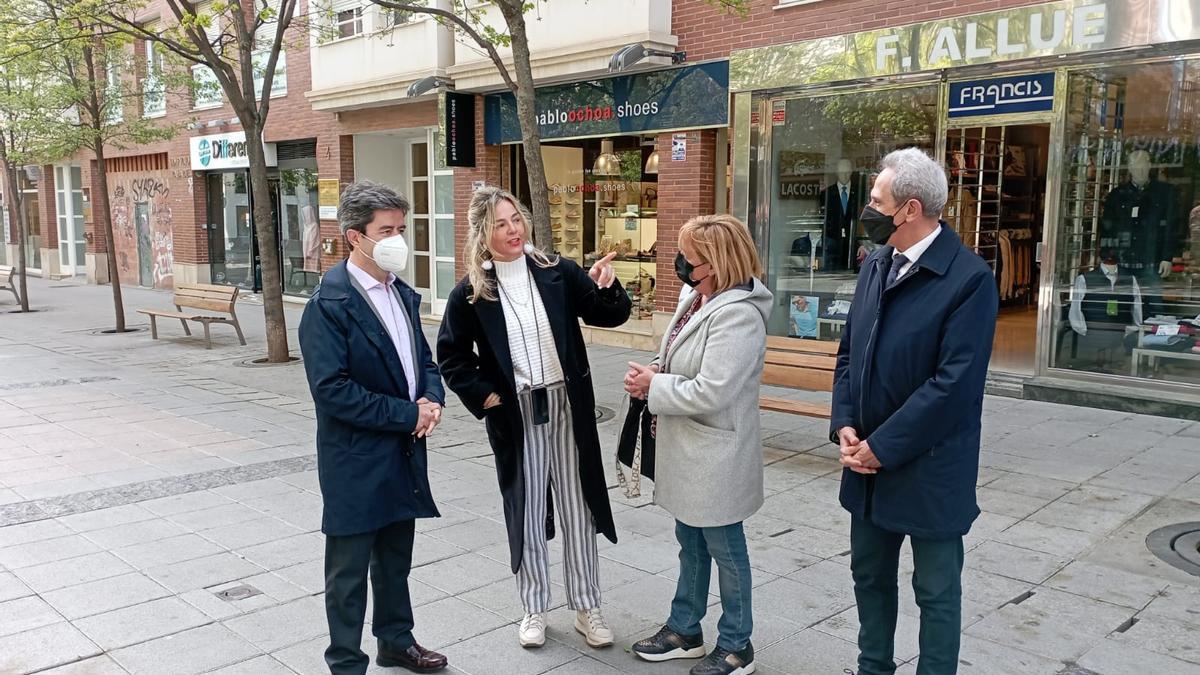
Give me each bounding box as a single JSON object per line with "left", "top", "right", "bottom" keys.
{"left": 1052, "top": 60, "right": 1200, "bottom": 385}
{"left": 760, "top": 86, "right": 938, "bottom": 340}
{"left": 279, "top": 168, "right": 320, "bottom": 296}
{"left": 538, "top": 137, "right": 658, "bottom": 321}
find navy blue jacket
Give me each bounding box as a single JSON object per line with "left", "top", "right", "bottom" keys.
{"left": 830, "top": 226, "right": 998, "bottom": 539}
{"left": 299, "top": 260, "right": 444, "bottom": 537}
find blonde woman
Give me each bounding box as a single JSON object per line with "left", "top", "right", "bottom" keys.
{"left": 625, "top": 215, "right": 771, "bottom": 675}
{"left": 437, "top": 186, "right": 631, "bottom": 649}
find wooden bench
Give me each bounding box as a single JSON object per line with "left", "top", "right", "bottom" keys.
{"left": 759, "top": 335, "right": 838, "bottom": 419}
{"left": 0, "top": 265, "right": 18, "bottom": 304}
{"left": 137, "top": 283, "right": 246, "bottom": 349}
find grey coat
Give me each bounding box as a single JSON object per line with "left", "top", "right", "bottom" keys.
{"left": 647, "top": 279, "right": 773, "bottom": 527}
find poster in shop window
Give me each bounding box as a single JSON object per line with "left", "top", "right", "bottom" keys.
{"left": 789, "top": 295, "right": 820, "bottom": 339}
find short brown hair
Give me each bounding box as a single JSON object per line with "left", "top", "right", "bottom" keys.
{"left": 679, "top": 214, "right": 763, "bottom": 294}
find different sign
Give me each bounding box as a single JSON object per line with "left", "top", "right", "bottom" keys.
{"left": 443, "top": 91, "right": 476, "bottom": 168}
{"left": 949, "top": 72, "right": 1056, "bottom": 118}
{"left": 484, "top": 62, "right": 729, "bottom": 144}
{"left": 189, "top": 131, "right": 277, "bottom": 171}
{"left": 730, "top": 0, "right": 1200, "bottom": 91}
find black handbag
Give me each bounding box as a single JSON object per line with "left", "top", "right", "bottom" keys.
{"left": 615, "top": 395, "right": 655, "bottom": 497}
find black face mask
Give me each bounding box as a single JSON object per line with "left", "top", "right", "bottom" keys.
{"left": 860, "top": 205, "right": 900, "bottom": 245}
{"left": 674, "top": 252, "right": 701, "bottom": 287}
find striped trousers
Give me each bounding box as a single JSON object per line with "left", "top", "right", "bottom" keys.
{"left": 515, "top": 383, "right": 602, "bottom": 614}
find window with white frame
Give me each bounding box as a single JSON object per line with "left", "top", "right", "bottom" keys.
{"left": 334, "top": 5, "right": 363, "bottom": 38}
{"left": 375, "top": 5, "right": 411, "bottom": 31}
{"left": 142, "top": 35, "right": 165, "bottom": 117}
{"left": 252, "top": 50, "right": 286, "bottom": 99}
{"left": 192, "top": 65, "right": 222, "bottom": 108}
{"left": 105, "top": 60, "right": 123, "bottom": 123}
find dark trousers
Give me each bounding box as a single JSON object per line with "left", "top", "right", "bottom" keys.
{"left": 324, "top": 520, "right": 416, "bottom": 675}
{"left": 850, "top": 517, "right": 964, "bottom": 675}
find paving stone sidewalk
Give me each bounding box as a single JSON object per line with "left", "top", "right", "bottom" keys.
{"left": 0, "top": 277, "right": 1198, "bottom": 675}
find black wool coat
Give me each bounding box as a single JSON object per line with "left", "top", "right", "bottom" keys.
{"left": 437, "top": 258, "right": 631, "bottom": 572}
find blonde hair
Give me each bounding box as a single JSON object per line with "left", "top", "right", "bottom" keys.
{"left": 679, "top": 214, "right": 763, "bottom": 294}
{"left": 465, "top": 186, "right": 556, "bottom": 303}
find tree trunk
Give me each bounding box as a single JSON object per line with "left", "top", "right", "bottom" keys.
{"left": 244, "top": 121, "right": 289, "bottom": 362}
{"left": 92, "top": 138, "right": 125, "bottom": 331}
{"left": 0, "top": 146, "right": 30, "bottom": 312}
{"left": 501, "top": 6, "right": 552, "bottom": 251}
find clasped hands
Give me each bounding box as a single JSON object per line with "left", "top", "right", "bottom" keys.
{"left": 414, "top": 397, "right": 442, "bottom": 438}
{"left": 837, "top": 426, "right": 881, "bottom": 474}
{"left": 623, "top": 362, "right": 658, "bottom": 399}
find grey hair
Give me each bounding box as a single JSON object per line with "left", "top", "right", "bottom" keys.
{"left": 338, "top": 180, "right": 411, "bottom": 237}
{"left": 880, "top": 148, "right": 948, "bottom": 217}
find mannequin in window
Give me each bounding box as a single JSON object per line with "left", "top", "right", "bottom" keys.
{"left": 1069, "top": 248, "right": 1143, "bottom": 370}
{"left": 302, "top": 205, "right": 322, "bottom": 273}
{"left": 821, "top": 159, "right": 856, "bottom": 271}
{"left": 1099, "top": 150, "right": 1181, "bottom": 279}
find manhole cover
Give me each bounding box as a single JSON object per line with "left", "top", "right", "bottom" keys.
{"left": 1147, "top": 522, "right": 1200, "bottom": 577}
{"left": 213, "top": 584, "right": 262, "bottom": 601}
{"left": 595, "top": 405, "right": 616, "bottom": 424}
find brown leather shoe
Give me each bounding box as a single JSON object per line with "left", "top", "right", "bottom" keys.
{"left": 376, "top": 643, "right": 448, "bottom": 672}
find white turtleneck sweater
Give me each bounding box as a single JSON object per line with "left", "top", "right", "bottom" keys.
{"left": 493, "top": 258, "right": 564, "bottom": 388}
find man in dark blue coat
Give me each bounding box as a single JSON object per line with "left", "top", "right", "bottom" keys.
{"left": 299, "top": 181, "right": 448, "bottom": 675}
{"left": 831, "top": 148, "right": 998, "bottom": 675}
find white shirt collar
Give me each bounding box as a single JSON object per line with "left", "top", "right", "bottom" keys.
{"left": 347, "top": 259, "right": 395, "bottom": 291}
{"left": 894, "top": 225, "right": 942, "bottom": 264}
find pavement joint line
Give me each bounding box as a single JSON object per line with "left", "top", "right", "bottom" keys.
{"left": 0, "top": 455, "right": 317, "bottom": 528}
{"left": 0, "top": 376, "right": 119, "bottom": 391}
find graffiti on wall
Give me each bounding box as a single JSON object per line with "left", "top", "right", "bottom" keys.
{"left": 107, "top": 172, "right": 174, "bottom": 290}
{"left": 152, "top": 204, "right": 173, "bottom": 284}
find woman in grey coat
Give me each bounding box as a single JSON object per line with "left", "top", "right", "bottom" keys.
{"left": 624, "top": 214, "right": 772, "bottom": 675}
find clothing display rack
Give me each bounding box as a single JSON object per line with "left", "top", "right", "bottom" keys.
{"left": 946, "top": 127, "right": 1045, "bottom": 307}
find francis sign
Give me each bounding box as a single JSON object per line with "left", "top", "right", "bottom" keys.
{"left": 484, "top": 62, "right": 729, "bottom": 144}
{"left": 730, "top": 0, "right": 1200, "bottom": 91}
{"left": 949, "top": 72, "right": 1056, "bottom": 118}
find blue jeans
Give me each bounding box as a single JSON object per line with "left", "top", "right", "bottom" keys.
{"left": 667, "top": 520, "right": 753, "bottom": 651}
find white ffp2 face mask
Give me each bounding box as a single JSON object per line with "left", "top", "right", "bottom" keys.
{"left": 364, "top": 234, "right": 409, "bottom": 274}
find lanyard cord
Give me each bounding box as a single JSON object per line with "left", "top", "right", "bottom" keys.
{"left": 496, "top": 270, "right": 547, "bottom": 387}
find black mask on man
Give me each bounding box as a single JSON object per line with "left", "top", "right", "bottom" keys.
{"left": 674, "top": 252, "right": 701, "bottom": 287}
{"left": 859, "top": 205, "right": 901, "bottom": 245}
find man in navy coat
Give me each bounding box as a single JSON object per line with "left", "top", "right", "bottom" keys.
{"left": 299, "top": 181, "right": 448, "bottom": 675}
{"left": 831, "top": 148, "right": 998, "bottom": 675}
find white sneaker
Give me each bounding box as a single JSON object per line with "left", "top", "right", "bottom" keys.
{"left": 519, "top": 613, "right": 546, "bottom": 648}
{"left": 575, "top": 608, "right": 614, "bottom": 648}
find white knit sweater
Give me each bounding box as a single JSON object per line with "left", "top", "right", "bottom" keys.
{"left": 494, "top": 258, "right": 564, "bottom": 387}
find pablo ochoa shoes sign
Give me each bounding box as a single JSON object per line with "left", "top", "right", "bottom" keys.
{"left": 536, "top": 101, "right": 661, "bottom": 126}
{"left": 189, "top": 131, "right": 278, "bottom": 171}
{"left": 485, "top": 62, "right": 729, "bottom": 144}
